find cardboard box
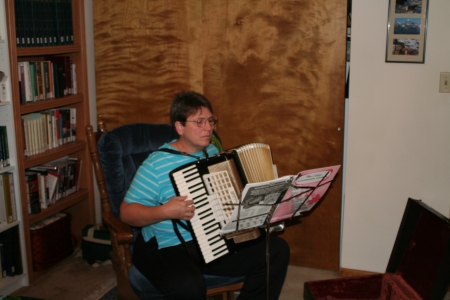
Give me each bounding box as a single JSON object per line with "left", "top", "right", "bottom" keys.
{"left": 304, "top": 198, "right": 450, "bottom": 300}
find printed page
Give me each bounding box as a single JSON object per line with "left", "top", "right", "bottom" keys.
{"left": 220, "top": 176, "right": 292, "bottom": 235}
{"left": 270, "top": 165, "right": 341, "bottom": 223}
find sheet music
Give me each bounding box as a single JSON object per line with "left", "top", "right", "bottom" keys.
{"left": 220, "top": 176, "right": 292, "bottom": 235}
{"left": 218, "top": 165, "right": 341, "bottom": 235}
{"left": 270, "top": 165, "right": 341, "bottom": 223}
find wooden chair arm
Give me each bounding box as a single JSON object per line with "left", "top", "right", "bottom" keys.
{"left": 102, "top": 211, "right": 134, "bottom": 245}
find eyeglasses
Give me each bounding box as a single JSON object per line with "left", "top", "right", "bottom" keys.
{"left": 185, "top": 116, "right": 218, "bottom": 127}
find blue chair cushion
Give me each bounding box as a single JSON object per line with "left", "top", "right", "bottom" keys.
{"left": 98, "top": 123, "right": 177, "bottom": 217}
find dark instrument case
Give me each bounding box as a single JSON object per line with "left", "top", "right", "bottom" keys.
{"left": 304, "top": 198, "right": 450, "bottom": 300}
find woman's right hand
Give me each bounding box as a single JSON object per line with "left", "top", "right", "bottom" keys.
{"left": 165, "top": 196, "right": 196, "bottom": 220}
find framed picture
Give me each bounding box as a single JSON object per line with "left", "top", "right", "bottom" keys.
{"left": 385, "top": 0, "right": 429, "bottom": 63}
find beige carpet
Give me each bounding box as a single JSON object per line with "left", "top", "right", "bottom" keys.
{"left": 10, "top": 253, "right": 450, "bottom": 300}
{"left": 11, "top": 250, "right": 116, "bottom": 300}
{"left": 10, "top": 251, "right": 337, "bottom": 299}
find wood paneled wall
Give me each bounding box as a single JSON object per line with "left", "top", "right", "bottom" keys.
{"left": 93, "top": 0, "right": 347, "bottom": 270}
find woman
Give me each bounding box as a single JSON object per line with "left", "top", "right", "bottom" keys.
{"left": 121, "top": 91, "right": 290, "bottom": 299}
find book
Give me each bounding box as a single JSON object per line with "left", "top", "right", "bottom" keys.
{"left": 1, "top": 173, "right": 15, "bottom": 223}
{"left": 25, "top": 171, "right": 41, "bottom": 214}
{"left": 46, "top": 171, "right": 59, "bottom": 204}
{"left": 17, "top": 61, "right": 32, "bottom": 102}
{"left": 69, "top": 108, "right": 76, "bottom": 141}
{"left": 33, "top": 61, "right": 45, "bottom": 100}
{"left": 14, "top": 0, "right": 24, "bottom": 47}
{"left": 67, "top": 157, "right": 81, "bottom": 191}
{"left": 42, "top": 60, "right": 50, "bottom": 98}
{"left": 220, "top": 165, "right": 341, "bottom": 235}
{"left": 0, "top": 177, "right": 7, "bottom": 225}
{"left": 28, "top": 61, "right": 38, "bottom": 101}
{"left": 35, "top": 156, "right": 74, "bottom": 201}
{"left": 54, "top": 0, "right": 65, "bottom": 45}
{"left": 45, "top": 61, "right": 54, "bottom": 98}
{"left": 0, "top": 130, "right": 3, "bottom": 168}
{"left": 52, "top": 61, "right": 65, "bottom": 97}
{"left": 71, "top": 62, "right": 77, "bottom": 94}
{"left": 2, "top": 173, "right": 17, "bottom": 223}
{"left": 59, "top": 108, "right": 71, "bottom": 144}
{"left": 21, "top": 113, "right": 42, "bottom": 156}
{"left": 0, "top": 243, "right": 5, "bottom": 277}
{"left": 37, "top": 171, "right": 49, "bottom": 209}
{"left": 65, "top": 0, "right": 73, "bottom": 44}
{"left": 45, "top": 56, "right": 71, "bottom": 95}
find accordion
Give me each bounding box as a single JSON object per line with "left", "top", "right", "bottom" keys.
{"left": 169, "top": 143, "right": 276, "bottom": 264}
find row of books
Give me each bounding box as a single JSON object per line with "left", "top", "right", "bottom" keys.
{"left": 0, "top": 127, "right": 11, "bottom": 168}
{"left": 22, "top": 108, "right": 77, "bottom": 157}
{"left": 0, "top": 173, "right": 17, "bottom": 225}
{"left": 18, "top": 56, "right": 77, "bottom": 103}
{"left": 14, "top": 0, "right": 73, "bottom": 47}
{"left": 0, "top": 226, "right": 23, "bottom": 278}
{"left": 26, "top": 156, "right": 82, "bottom": 214}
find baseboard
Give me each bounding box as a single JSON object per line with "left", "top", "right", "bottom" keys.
{"left": 338, "top": 268, "right": 379, "bottom": 278}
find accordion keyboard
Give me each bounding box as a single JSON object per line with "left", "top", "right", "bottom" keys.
{"left": 171, "top": 164, "right": 230, "bottom": 264}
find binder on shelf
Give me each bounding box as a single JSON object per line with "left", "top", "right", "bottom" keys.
{"left": 0, "top": 126, "right": 10, "bottom": 167}
{"left": 0, "top": 225, "right": 23, "bottom": 276}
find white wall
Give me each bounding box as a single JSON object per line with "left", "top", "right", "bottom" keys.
{"left": 84, "top": 0, "right": 101, "bottom": 223}
{"left": 342, "top": 0, "right": 450, "bottom": 273}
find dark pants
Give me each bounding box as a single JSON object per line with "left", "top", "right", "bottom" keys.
{"left": 133, "top": 232, "right": 290, "bottom": 299}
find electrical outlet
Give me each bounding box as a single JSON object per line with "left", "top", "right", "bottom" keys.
{"left": 439, "top": 72, "right": 450, "bottom": 93}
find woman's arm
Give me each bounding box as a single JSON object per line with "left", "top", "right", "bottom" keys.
{"left": 120, "top": 196, "right": 195, "bottom": 227}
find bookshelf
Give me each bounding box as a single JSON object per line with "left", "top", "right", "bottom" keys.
{"left": 3, "top": 0, "right": 95, "bottom": 286}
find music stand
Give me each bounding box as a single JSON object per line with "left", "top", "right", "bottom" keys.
{"left": 223, "top": 166, "right": 340, "bottom": 300}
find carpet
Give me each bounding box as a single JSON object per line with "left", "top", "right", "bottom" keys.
{"left": 98, "top": 287, "right": 116, "bottom": 300}
{"left": 11, "top": 252, "right": 116, "bottom": 300}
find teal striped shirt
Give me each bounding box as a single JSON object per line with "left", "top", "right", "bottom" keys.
{"left": 124, "top": 141, "right": 219, "bottom": 248}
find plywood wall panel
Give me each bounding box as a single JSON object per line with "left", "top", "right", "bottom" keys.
{"left": 93, "top": 0, "right": 204, "bottom": 127}
{"left": 94, "top": 0, "right": 347, "bottom": 270}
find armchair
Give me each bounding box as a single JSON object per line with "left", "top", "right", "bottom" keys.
{"left": 85, "top": 122, "right": 244, "bottom": 300}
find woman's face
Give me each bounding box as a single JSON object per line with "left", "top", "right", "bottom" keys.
{"left": 175, "top": 107, "right": 214, "bottom": 153}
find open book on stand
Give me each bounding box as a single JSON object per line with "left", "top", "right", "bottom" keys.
{"left": 220, "top": 165, "right": 341, "bottom": 235}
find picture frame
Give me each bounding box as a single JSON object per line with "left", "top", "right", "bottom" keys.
{"left": 385, "top": 0, "right": 429, "bottom": 63}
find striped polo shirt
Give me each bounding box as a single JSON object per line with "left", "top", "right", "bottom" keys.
{"left": 124, "top": 141, "right": 219, "bottom": 248}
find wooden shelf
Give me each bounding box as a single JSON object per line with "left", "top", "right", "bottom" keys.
{"left": 23, "top": 141, "right": 86, "bottom": 169}
{"left": 28, "top": 189, "right": 89, "bottom": 225}
{"left": 19, "top": 94, "right": 84, "bottom": 114}
{"left": 4, "top": 0, "right": 95, "bottom": 284}
{"left": 16, "top": 44, "right": 82, "bottom": 57}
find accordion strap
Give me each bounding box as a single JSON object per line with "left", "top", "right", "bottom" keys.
{"left": 172, "top": 219, "right": 192, "bottom": 256}
{"left": 156, "top": 147, "right": 209, "bottom": 159}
